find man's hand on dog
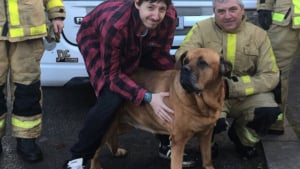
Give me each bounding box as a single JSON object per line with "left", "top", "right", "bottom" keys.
{"left": 150, "top": 92, "right": 174, "bottom": 123}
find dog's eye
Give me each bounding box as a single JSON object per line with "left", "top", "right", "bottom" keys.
{"left": 197, "top": 59, "right": 208, "bottom": 68}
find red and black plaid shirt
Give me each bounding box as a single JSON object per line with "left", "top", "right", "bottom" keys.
{"left": 77, "top": 0, "right": 177, "bottom": 105}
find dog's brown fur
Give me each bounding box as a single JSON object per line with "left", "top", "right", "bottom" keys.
{"left": 90, "top": 48, "right": 232, "bottom": 169}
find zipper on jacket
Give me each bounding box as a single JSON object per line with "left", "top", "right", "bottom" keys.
{"left": 284, "top": 7, "right": 291, "bottom": 20}
{"left": 2, "top": 0, "right": 8, "bottom": 36}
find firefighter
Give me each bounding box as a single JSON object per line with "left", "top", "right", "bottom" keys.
{"left": 0, "top": 0, "right": 65, "bottom": 162}
{"left": 175, "top": 0, "right": 281, "bottom": 158}
{"left": 257, "top": 0, "right": 300, "bottom": 134}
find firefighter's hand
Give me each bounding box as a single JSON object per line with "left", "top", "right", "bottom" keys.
{"left": 257, "top": 10, "right": 272, "bottom": 30}
{"left": 51, "top": 18, "right": 64, "bottom": 34}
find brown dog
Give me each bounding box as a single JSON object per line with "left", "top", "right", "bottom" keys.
{"left": 90, "top": 48, "right": 232, "bottom": 169}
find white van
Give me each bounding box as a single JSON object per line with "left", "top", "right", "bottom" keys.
{"left": 41, "top": 0, "right": 257, "bottom": 87}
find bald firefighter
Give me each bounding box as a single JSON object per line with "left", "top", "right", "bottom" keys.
{"left": 0, "top": 0, "right": 65, "bottom": 162}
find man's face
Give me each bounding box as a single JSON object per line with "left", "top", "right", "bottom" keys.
{"left": 135, "top": 0, "right": 168, "bottom": 30}
{"left": 214, "top": 0, "right": 245, "bottom": 32}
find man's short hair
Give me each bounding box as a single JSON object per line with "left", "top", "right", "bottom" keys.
{"left": 212, "top": 0, "right": 244, "bottom": 11}
{"left": 136, "top": 0, "right": 172, "bottom": 8}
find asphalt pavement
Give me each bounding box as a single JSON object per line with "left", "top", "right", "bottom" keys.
{"left": 1, "top": 57, "right": 300, "bottom": 169}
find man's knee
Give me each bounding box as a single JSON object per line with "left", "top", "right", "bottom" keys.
{"left": 247, "top": 107, "right": 281, "bottom": 136}
{"left": 13, "top": 81, "right": 42, "bottom": 116}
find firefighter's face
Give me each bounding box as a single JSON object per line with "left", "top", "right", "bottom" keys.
{"left": 135, "top": 0, "right": 167, "bottom": 30}
{"left": 213, "top": 0, "right": 245, "bottom": 32}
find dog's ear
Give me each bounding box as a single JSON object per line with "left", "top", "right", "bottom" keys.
{"left": 219, "top": 57, "right": 232, "bottom": 78}
{"left": 175, "top": 51, "right": 188, "bottom": 69}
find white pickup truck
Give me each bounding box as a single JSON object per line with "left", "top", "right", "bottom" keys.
{"left": 41, "top": 0, "right": 257, "bottom": 87}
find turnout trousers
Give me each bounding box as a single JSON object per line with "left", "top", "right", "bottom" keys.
{"left": 268, "top": 24, "right": 300, "bottom": 132}
{"left": 0, "top": 39, "right": 44, "bottom": 138}
{"left": 223, "top": 92, "right": 279, "bottom": 147}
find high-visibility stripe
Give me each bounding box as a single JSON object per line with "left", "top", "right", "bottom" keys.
{"left": 0, "top": 27, "right": 2, "bottom": 35}
{"left": 11, "top": 116, "right": 41, "bottom": 129}
{"left": 293, "top": 0, "right": 300, "bottom": 13}
{"left": 0, "top": 119, "right": 4, "bottom": 129}
{"left": 30, "top": 24, "right": 47, "bottom": 35}
{"left": 9, "top": 24, "right": 46, "bottom": 38}
{"left": 277, "top": 113, "right": 283, "bottom": 120}
{"left": 272, "top": 13, "right": 285, "bottom": 22}
{"left": 182, "top": 24, "right": 198, "bottom": 44}
{"left": 293, "top": 16, "right": 300, "bottom": 26}
{"left": 241, "top": 76, "right": 251, "bottom": 83}
{"left": 9, "top": 28, "right": 24, "bottom": 37}
{"left": 243, "top": 127, "right": 259, "bottom": 144}
{"left": 267, "top": 38, "right": 278, "bottom": 72}
{"left": 272, "top": 0, "right": 300, "bottom": 26}
{"left": 47, "top": 0, "right": 64, "bottom": 9}
{"left": 245, "top": 87, "right": 254, "bottom": 95}
{"left": 241, "top": 75, "right": 254, "bottom": 95}
{"left": 8, "top": 0, "right": 20, "bottom": 26}
{"left": 226, "top": 34, "right": 236, "bottom": 69}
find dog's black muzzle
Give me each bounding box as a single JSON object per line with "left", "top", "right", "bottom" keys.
{"left": 180, "top": 65, "right": 202, "bottom": 94}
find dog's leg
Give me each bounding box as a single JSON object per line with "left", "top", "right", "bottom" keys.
{"left": 106, "top": 124, "right": 129, "bottom": 157}
{"left": 90, "top": 148, "right": 103, "bottom": 169}
{"left": 90, "top": 119, "right": 122, "bottom": 169}
{"left": 170, "top": 136, "right": 189, "bottom": 169}
{"left": 90, "top": 131, "right": 115, "bottom": 169}
{"left": 199, "top": 128, "right": 214, "bottom": 169}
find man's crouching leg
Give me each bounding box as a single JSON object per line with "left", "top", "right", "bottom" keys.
{"left": 229, "top": 106, "right": 280, "bottom": 159}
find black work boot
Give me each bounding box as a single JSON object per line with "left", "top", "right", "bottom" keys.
{"left": 16, "top": 138, "right": 43, "bottom": 163}
{"left": 228, "top": 122, "right": 258, "bottom": 159}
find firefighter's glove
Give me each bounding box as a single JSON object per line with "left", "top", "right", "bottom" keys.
{"left": 214, "top": 118, "right": 229, "bottom": 134}
{"left": 258, "top": 10, "right": 272, "bottom": 30}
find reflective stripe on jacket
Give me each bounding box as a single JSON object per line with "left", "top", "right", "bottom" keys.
{"left": 0, "top": 0, "right": 65, "bottom": 42}
{"left": 257, "top": 0, "right": 300, "bottom": 28}
{"left": 175, "top": 17, "right": 279, "bottom": 98}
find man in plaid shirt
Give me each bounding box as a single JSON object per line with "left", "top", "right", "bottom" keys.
{"left": 63, "top": 0, "right": 195, "bottom": 168}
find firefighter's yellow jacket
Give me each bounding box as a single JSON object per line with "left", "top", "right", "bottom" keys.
{"left": 175, "top": 17, "right": 279, "bottom": 99}
{"left": 257, "top": 0, "right": 300, "bottom": 28}
{"left": 0, "top": 0, "right": 65, "bottom": 42}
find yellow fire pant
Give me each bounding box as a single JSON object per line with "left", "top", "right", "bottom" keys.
{"left": 268, "top": 24, "right": 300, "bottom": 131}
{"left": 0, "top": 38, "right": 44, "bottom": 138}
{"left": 223, "top": 92, "right": 278, "bottom": 146}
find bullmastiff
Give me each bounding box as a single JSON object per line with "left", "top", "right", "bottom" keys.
{"left": 91, "top": 48, "right": 232, "bottom": 169}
